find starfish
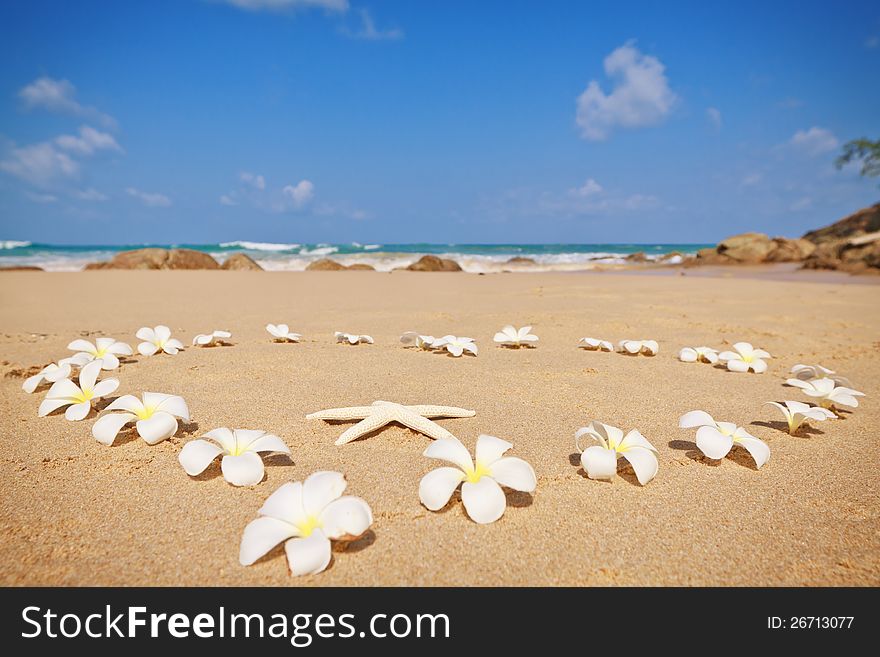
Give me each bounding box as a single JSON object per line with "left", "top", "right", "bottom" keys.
{"left": 306, "top": 400, "right": 476, "bottom": 445}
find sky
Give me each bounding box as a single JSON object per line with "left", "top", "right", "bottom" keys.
{"left": 0, "top": 0, "right": 878, "bottom": 245}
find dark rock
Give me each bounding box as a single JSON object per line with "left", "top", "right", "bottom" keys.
{"left": 221, "top": 253, "right": 263, "bottom": 270}
{"left": 306, "top": 258, "right": 347, "bottom": 271}
{"left": 88, "top": 248, "right": 220, "bottom": 270}
{"left": 506, "top": 256, "right": 536, "bottom": 265}
{"left": 0, "top": 266, "right": 43, "bottom": 271}
{"left": 803, "top": 203, "right": 880, "bottom": 244}
{"left": 405, "top": 255, "right": 462, "bottom": 272}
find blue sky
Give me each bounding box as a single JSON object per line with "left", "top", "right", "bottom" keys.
{"left": 0, "top": 0, "right": 878, "bottom": 245}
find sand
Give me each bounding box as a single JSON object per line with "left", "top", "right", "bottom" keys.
{"left": 1, "top": 269, "right": 878, "bottom": 586}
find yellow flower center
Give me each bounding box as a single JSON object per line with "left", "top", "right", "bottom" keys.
{"left": 94, "top": 347, "right": 107, "bottom": 357}
{"left": 134, "top": 405, "right": 156, "bottom": 420}
{"left": 297, "top": 516, "right": 322, "bottom": 537}
{"left": 465, "top": 462, "right": 491, "bottom": 483}
{"left": 74, "top": 389, "right": 94, "bottom": 403}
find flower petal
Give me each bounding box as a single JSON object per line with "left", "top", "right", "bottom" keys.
{"left": 92, "top": 412, "right": 136, "bottom": 445}
{"left": 751, "top": 358, "right": 768, "bottom": 374}
{"left": 154, "top": 325, "right": 172, "bottom": 342}
{"left": 319, "top": 496, "right": 373, "bottom": 540}
{"left": 245, "top": 433, "right": 291, "bottom": 454}
{"left": 178, "top": 439, "right": 224, "bottom": 475}
{"left": 489, "top": 457, "right": 536, "bottom": 492}
{"left": 679, "top": 347, "right": 698, "bottom": 362}
{"left": 22, "top": 373, "right": 43, "bottom": 393}
{"left": 423, "top": 437, "right": 473, "bottom": 471}
{"left": 474, "top": 434, "right": 512, "bottom": 467}
{"left": 147, "top": 393, "right": 190, "bottom": 420}
{"left": 98, "top": 353, "right": 120, "bottom": 370}
{"left": 239, "top": 516, "right": 297, "bottom": 566}
{"left": 202, "top": 427, "right": 236, "bottom": 453}
{"left": 419, "top": 467, "right": 465, "bottom": 510}
{"left": 138, "top": 341, "right": 158, "bottom": 356}
{"left": 136, "top": 327, "right": 156, "bottom": 341}
{"left": 135, "top": 411, "right": 178, "bottom": 444}
{"left": 91, "top": 378, "right": 119, "bottom": 398}
{"left": 285, "top": 530, "right": 332, "bottom": 576}
{"left": 38, "top": 397, "right": 71, "bottom": 417}
{"left": 678, "top": 410, "right": 716, "bottom": 429}
{"left": 734, "top": 435, "right": 770, "bottom": 469}
{"left": 302, "top": 471, "right": 347, "bottom": 517}
{"left": 221, "top": 452, "right": 265, "bottom": 486}
{"left": 67, "top": 339, "right": 95, "bottom": 353}
{"left": 726, "top": 359, "right": 749, "bottom": 373}
{"left": 461, "top": 477, "right": 506, "bottom": 524}
{"left": 695, "top": 425, "right": 734, "bottom": 460}
{"left": 78, "top": 360, "right": 102, "bottom": 391}
{"left": 65, "top": 401, "right": 91, "bottom": 421}
{"left": 581, "top": 445, "right": 617, "bottom": 480}
{"left": 105, "top": 394, "right": 146, "bottom": 414}
{"left": 259, "top": 481, "right": 307, "bottom": 525}
{"left": 107, "top": 341, "right": 133, "bottom": 356}
{"left": 45, "top": 377, "right": 81, "bottom": 399}
{"left": 620, "top": 447, "right": 658, "bottom": 485}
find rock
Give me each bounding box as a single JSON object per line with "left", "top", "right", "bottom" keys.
{"left": 506, "top": 256, "right": 536, "bottom": 265}
{"left": 221, "top": 253, "right": 263, "bottom": 270}
{"left": 803, "top": 203, "right": 880, "bottom": 244}
{"left": 802, "top": 231, "right": 880, "bottom": 274}
{"left": 306, "top": 258, "right": 347, "bottom": 271}
{"left": 345, "top": 263, "right": 376, "bottom": 271}
{"left": 0, "top": 266, "right": 43, "bottom": 271}
{"left": 405, "top": 255, "right": 462, "bottom": 272}
{"left": 716, "top": 232, "right": 775, "bottom": 263}
{"left": 626, "top": 252, "right": 648, "bottom": 262}
{"left": 765, "top": 238, "right": 816, "bottom": 262}
{"left": 88, "top": 248, "right": 220, "bottom": 270}
{"left": 693, "top": 247, "right": 733, "bottom": 265}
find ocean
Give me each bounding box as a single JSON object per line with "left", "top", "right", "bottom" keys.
{"left": 0, "top": 241, "right": 712, "bottom": 272}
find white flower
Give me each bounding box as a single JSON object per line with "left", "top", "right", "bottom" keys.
{"left": 179, "top": 428, "right": 290, "bottom": 486}
{"left": 66, "top": 337, "right": 133, "bottom": 370}
{"left": 718, "top": 342, "right": 770, "bottom": 373}
{"left": 433, "top": 335, "right": 478, "bottom": 357}
{"left": 335, "top": 331, "right": 373, "bottom": 345}
{"left": 790, "top": 364, "right": 851, "bottom": 387}
{"left": 22, "top": 361, "right": 72, "bottom": 393}
{"left": 266, "top": 324, "right": 302, "bottom": 342}
{"left": 137, "top": 325, "right": 185, "bottom": 356}
{"left": 239, "top": 472, "right": 373, "bottom": 576}
{"left": 784, "top": 377, "right": 864, "bottom": 410}
{"left": 678, "top": 410, "right": 769, "bottom": 468}
{"left": 679, "top": 346, "right": 719, "bottom": 364}
{"left": 577, "top": 337, "right": 613, "bottom": 352}
{"left": 618, "top": 339, "right": 659, "bottom": 356}
{"left": 575, "top": 421, "right": 658, "bottom": 485}
{"left": 400, "top": 332, "right": 435, "bottom": 350}
{"left": 192, "top": 330, "right": 232, "bottom": 347}
{"left": 765, "top": 401, "right": 835, "bottom": 435}
{"left": 91, "top": 392, "right": 190, "bottom": 445}
{"left": 419, "top": 435, "right": 536, "bottom": 524}
{"left": 38, "top": 360, "right": 119, "bottom": 421}
{"left": 493, "top": 325, "right": 538, "bottom": 348}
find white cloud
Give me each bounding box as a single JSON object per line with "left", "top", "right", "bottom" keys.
{"left": 706, "top": 107, "right": 722, "bottom": 129}
{"left": 576, "top": 41, "right": 677, "bottom": 141}
{"left": 282, "top": 180, "right": 315, "bottom": 208}
{"left": 789, "top": 196, "right": 813, "bottom": 211}
{"left": 344, "top": 9, "right": 403, "bottom": 40}
{"left": 789, "top": 126, "right": 839, "bottom": 155}
{"left": 0, "top": 142, "right": 79, "bottom": 186}
{"left": 569, "top": 178, "right": 603, "bottom": 197}
{"left": 126, "top": 187, "right": 172, "bottom": 207}
{"left": 223, "top": 0, "right": 348, "bottom": 12}
{"left": 56, "top": 125, "right": 122, "bottom": 156}
{"left": 220, "top": 194, "right": 238, "bottom": 206}
{"left": 18, "top": 77, "right": 116, "bottom": 128}
{"left": 741, "top": 172, "right": 762, "bottom": 187}
{"left": 25, "top": 191, "right": 58, "bottom": 204}
{"left": 75, "top": 188, "right": 109, "bottom": 201}
{"left": 240, "top": 171, "right": 266, "bottom": 190}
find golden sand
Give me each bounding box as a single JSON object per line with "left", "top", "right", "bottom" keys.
{"left": 1, "top": 270, "right": 878, "bottom": 586}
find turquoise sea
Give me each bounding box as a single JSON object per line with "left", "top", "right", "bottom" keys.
{"left": 0, "top": 241, "right": 713, "bottom": 272}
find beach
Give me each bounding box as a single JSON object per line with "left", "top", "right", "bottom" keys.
{"left": 1, "top": 269, "right": 878, "bottom": 586}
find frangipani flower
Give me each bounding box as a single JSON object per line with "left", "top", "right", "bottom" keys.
{"left": 575, "top": 421, "right": 658, "bottom": 485}
{"left": 38, "top": 360, "right": 118, "bottom": 421}
{"left": 266, "top": 324, "right": 302, "bottom": 342}
{"left": 679, "top": 346, "right": 719, "bottom": 364}
{"left": 678, "top": 410, "right": 769, "bottom": 468}
{"left": 22, "top": 361, "right": 72, "bottom": 393}
{"left": 192, "top": 330, "right": 232, "bottom": 347}
{"left": 618, "top": 339, "right": 659, "bottom": 356}
{"left": 419, "top": 435, "right": 536, "bottom": 524}
{"left": 765, "top": 401, "right": 835, "bottom": 435}
{"left": 790, "top": 364, "right": 851, "bottom": 387}
{"left": 493, "top": 325, "right": 538, "bottom": 348}
{"left": 784, "top": 377, "right": 864, "bottom": 410}
{"left": 179, "top": 428, "right": 290, "bottom": 486}
{"left": 239, "top": 472, "right": 373, "bottom": 576}
{"left": 578, "top": 337, "right": 613, "bottom": 352}
{"left": 91, "top": 392, "right": 190, "bottom": 445}
{"left": 433, "top": 335, "right": 478, "bottom": 357}
{"left": 335, "top": 331, "right": 373, "bottom": 345}
{"left": 137, "top": 325, "right": 184, "bottom": 356}
{"left": 400, "top": 332, "right": 435, "bottom": 350}
{"left": 66, "top": 337, "right": 133, "bottom": 370}
{"left": 718, "top": 342, "right": 770, "bottom": 373}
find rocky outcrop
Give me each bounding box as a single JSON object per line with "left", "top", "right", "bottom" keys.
{"left": 0, "top": 266, "right": 43, "bottom": 271}
{"left": 693, "top": 233, "right": 815, "bottom": 265}
{"left": 802, "top": 231, "right": 880, "bottom": 274}
{"left": 85, "top": 248, "right": 220, "bottom": 270}
{"left": 803, "top": 203, "right": 880, "bottom": 244}
{"left": 305, "top": 258, "right": 375, "bottom": 271}
{"left": 404, "top": 255, "right": 462, "bottom": 272}
{"left": 626, "top": 252, "right": 648, "bottom": 262}
{"left": 221, "top": 253, "right": 263, "bottom": 270}
{"left": 506, "top": 256, "right": 536, "bottom": 265}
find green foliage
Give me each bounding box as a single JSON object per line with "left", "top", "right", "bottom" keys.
{"left": 836, "top": 138, "right": 880, "bottom": 179}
